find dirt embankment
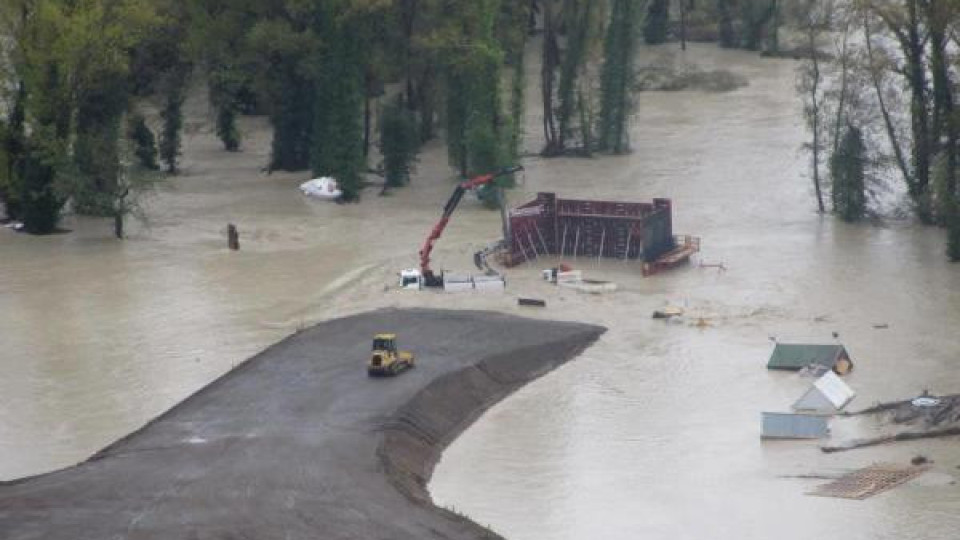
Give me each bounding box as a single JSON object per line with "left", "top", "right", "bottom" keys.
{"left": 0, "top": 309, "right": 604, "bottom": 540}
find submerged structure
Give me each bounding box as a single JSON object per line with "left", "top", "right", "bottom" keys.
{"left": 766, "top": 343, "right": 854, "bottom": 375}
{"left": 792, "top": 371, "right": 856, "bottom": 414}
{"left": 761, "top": 412, "right": 829, "bottom": 439}
{"left": 501, "top": 192, "right": 697, "bottom": 273}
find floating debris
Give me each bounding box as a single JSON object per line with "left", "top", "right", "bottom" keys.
{"left": 653, "top": 306, "right": 685, "bottom": 319}
{"left": 761, "top": 412, "right": 829, "bottom": 439}
{"left": 808, "top": 463, "right": 929, "bottom": 500}
{"left": 792, "top": 371, "right": 856, "bottom": 414}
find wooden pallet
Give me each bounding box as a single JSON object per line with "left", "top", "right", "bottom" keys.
{"left": 808, "top": 464, "right": 930, "bottom": 500}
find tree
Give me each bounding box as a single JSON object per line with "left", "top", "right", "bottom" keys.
{"left": 128, "top": 114, "right": 159, "bottom": 170}
{"left": 110, "top": 135, "right": 164, "bottom": 239}
{"left": 379, "top": 96, "right": 419, "bottom": 189}
{"left": 598, "top": 0, "right": 641, "bottom": 154}
{"left": 247, "top": 18, "right": 319, "bottom": 172}
{"left": 867, "top": 0, "right": 933, "bottom": 223}
{"left": 159, "top": 66, "right": 189, "bottom": 174}
{"left": 796, "top": 0, "right": 830, "bottom": 213}
{"left": 311, "top": 13, "right": 367, "bottom": 202}
{"left": 830, "top": 125, "right": 866, "bottom": 221}
{"left": 643, "top": 0, "right": 670, "bottom": 45}
{"left": 717, "top": 0, "right": 736, "bottom": 48}
{"left": 540, "top": 0, "right": 561, "bottom": 154}
{"left": 555, "top": 0, "right": 602, "bottom": 154}
{"left": 209, "top": 68, "right": 244, "bottom": 152}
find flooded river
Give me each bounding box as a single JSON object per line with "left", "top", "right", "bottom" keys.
{"left": 3, "top": 43, "right": 960, "bottom": 538}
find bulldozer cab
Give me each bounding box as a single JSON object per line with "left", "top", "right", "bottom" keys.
{"left": 372, "top": 334, "right": 397, "bottom": 353}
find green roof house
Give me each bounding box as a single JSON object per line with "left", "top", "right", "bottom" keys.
{"left": 767, "top": 344, "right": 853, "bottom": 375}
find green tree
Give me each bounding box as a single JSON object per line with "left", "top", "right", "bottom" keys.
{"left": 830, "top": 125, "right": 866, "bottom": 222}
{"left": 379, "top": 97, "right": 419, "bottom": 189}
{"left": 128, "top": 114, "right": 159, "bottom": 170}
{"left": 159, "top": 67, "right": 189, "bottom": 174}
{"left": 598, "top": 0, "right": 641, "bottom": 154}
{"left": 311, "top": 13, "right": 366, "bottom": 201}
{"left": 248, "top": 17, "right": 318, "bottom": 172}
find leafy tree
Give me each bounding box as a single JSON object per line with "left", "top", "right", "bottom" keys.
{"left": 556, "top": 0, "right": 601, "bottom": 154}
{"left": 110, "top": 134, "right": 164, "bottom": 239}
{"left": 311, "top": 14, "right": 366, "bottom": 201}
{"left": 128, "top": 114, "right": 159, "bottom": 170}
{"left": 598, "top": 0, "right": 641, "bottom": 154}
{"left": 18, "top": 147, "right": 61, "bottom": 234}
{"left": 159, "top": 67, "right": 189, "bottom": 174}
{"left": 247, "top": 18, "right": 318, "bottom": 172}
{"left": 210, "top": 68, "right": 244, "bottom": 152}
{"left": 379, "top": 97, "right": 419, "bottom": 188}
{"left": 830, "top": 125, "right": 866, "bottom": 222}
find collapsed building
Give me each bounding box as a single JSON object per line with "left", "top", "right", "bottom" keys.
{"left": 500, "top": 192, "right": 698, "bottom": 274}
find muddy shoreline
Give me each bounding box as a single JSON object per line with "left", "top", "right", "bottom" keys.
{"left": 0, "top": 309, "right": 604, "bottom": 539}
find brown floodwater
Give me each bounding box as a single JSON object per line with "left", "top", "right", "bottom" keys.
{"left": 2, "top": 42, "right": 959, "bottom": 539}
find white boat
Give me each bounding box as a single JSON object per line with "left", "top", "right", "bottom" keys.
{"left": 300, "top": 177, "right": 343, "bottom": 200}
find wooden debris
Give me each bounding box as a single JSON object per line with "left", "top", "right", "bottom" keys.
{"left": 228, "top": 224, "right": 240, "bottom": 251}
{"left": 821, "top": 427, "right": 960, "bottom": 453}
{"left": 808, "top": 463, "right": 929, "bottom": 500}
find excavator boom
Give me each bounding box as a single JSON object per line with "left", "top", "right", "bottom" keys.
{"left": 419, "top": 166, "right": 523, "bottom": 286}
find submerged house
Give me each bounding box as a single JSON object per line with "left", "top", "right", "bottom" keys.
{"left": 766, "top": 344, "right": 854, "bottom": 375}
{"left": 792, "top": 371, "right": 856, "bottom": 414}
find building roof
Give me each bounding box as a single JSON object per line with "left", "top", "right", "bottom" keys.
{"left": 792, "top": 371, "right": 856, "bottom": 413}
{"left": 761, "top": 412, "right": 829, "bottom": 439}
{"left": 767, "top": 343, "right": 847, "bottom": 370}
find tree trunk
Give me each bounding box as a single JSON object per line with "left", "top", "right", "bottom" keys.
{"left": 808, "top": 26, "right": 825, "bottom": 213}
{"left": 114, "top": 213, "right": 124, "bottom": 239}
{"left": 863, "top": 15, "right": 912, "bottom": 190}
{"left": 927, "top": 0, "right": 956, "bottom": 224}
{"left": 905, "top": 0, "right": 932, "bottom": 222}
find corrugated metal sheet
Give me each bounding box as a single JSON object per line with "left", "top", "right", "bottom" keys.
{"left": 761, "top": 412, "right": 829, "bottom": 439}
{"left": 767, "top": 344, "right": 846, "bottom": 370}
{"left": 793, "top": 371, "right": 856, "bottom": 413}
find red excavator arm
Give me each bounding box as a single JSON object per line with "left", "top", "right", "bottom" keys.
{"left": 420, "top": 166, "right": 523, "bottom": 286}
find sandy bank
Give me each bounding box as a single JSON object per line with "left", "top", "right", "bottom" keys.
{"left": 0, "top": 309, "right": 604, "bottom": 539}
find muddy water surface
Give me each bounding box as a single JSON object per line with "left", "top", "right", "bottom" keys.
{"left": 430, "top": 45, "right": 960, "bottom": 540}
{"left": 2, "top": 43, "right": 960, "bottom": 539}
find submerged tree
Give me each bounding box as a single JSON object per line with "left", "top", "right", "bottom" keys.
{"left": 247, "top": 18, "right": 318, "bottom": 172}
{"left": 159, "top": 67, "right": 189, "bottom": 174}
{"left": 128, "top": 114, "right": 159, "bottom": 170}
{"left": 796, "top": 0, "right": 830, "bottom": 213}
{"left": 830, "top": 125, "right": 866, "bottom": 222}
{"left": 312, "top": 12, "right": 366, "bottom": 202}
{"left": 643, "top": 0, "right": 670, "bottom": 45}
{"left": 379, "top": 96, "right": 419, "bottom": 189}
{"left": 598, "top": 0, "right": 641, "bottom": 154}
{"left": 717, "top": 0, "right": 736, "bottom": 47}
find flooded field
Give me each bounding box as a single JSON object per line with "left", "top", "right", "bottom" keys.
{"left": 2, "top": 43, "right": 960, "bottom": 538}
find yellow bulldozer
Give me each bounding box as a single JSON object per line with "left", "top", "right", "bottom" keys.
{"left": 368, "top": 334, "right": 415, "bottom": 377}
